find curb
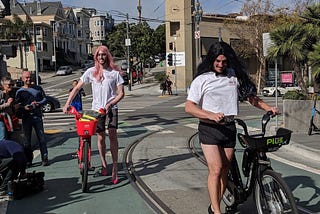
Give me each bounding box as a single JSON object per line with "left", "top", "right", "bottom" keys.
{"left": 279, "top": 141, "right": 320, "bottom": 162}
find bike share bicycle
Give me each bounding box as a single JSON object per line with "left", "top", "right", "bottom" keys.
{"left": 308, "top": 93, "right": 320, "bottom": 135}
{"left": 222, "top": 111, "right": 298, "bottom": 214}
{"left": 67, "top": 106, "right": 106, "bottom": 192}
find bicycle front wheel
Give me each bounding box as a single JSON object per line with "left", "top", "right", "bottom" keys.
{"left": 81, "top": 139, "right": 89, "bottom": 193}
{"left": 254, "top": 169, "right": 298, "bottom": 214}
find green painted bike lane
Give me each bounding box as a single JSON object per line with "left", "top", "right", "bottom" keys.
{"left": 6, "top": 123, "right": 155, "bottom": 214}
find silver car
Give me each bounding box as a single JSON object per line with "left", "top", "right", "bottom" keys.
{"left": 56, "top": 66, "right": 73, "bottom": 76}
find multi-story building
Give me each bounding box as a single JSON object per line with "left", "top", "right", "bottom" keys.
{"left": 4, "top": 0, "right": 114, "bottom": 72}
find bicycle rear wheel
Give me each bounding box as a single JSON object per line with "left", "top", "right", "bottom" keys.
{"left": 81, "top": 139, "right": 89, "bottom": 192}
{"left": 254, "top": 169, "right": 298, "bottom": 214}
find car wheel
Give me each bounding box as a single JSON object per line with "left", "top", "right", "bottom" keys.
{"left": 42, "top": 102, "right": 53, "bottom": 113}
{"left": 273, "top": 90, "right": 280, "bottom": 97}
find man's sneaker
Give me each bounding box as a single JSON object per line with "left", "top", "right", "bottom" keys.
{"left": 42, "top": 157, "right": 49, "bottom": 166}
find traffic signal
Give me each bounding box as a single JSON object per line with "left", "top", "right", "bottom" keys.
{"left": 169, "top": 42, "right": 173, "bottom": 51}
{"left": 130, "top": 56, "right": 133, "bottom": 65}
{"left": 167, "top": 53, "right": 173, "bottom": 66}
{"left": 0, "top": 0, "right": 11, "bottom": 18}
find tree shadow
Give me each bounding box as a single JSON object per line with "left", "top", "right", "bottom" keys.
{"left": 284, "top": 175, "right": 320, "bottom": 212}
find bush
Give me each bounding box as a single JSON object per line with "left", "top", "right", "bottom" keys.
{"left": 155, "top": 72, "right": 166, "bottom": 82}
{"left": 282, "top": 90, "right": 306, "bottom": 100}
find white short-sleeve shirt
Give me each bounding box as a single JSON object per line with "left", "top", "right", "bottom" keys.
{"left": 80, "top": 67, "right": 124, "bottom": 110}
{"left": 187, "top": 70, "right": 239, "bottom": 116}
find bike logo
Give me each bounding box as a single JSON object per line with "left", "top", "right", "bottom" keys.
{"left": 267, "top": 137, "right": 284, "bottom": 145}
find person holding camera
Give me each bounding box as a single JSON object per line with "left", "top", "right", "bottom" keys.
{"left": 15, "top": 70, "right": 48, "bottom": 167}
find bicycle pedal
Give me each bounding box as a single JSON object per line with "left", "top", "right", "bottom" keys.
{"left": 71, "top": 154, "right": 78, "bottom": 159}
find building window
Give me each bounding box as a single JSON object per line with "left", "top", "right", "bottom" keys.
{"left": 170, "top": 22, "right": 180, "bottom": 37}
{"left": 43, "top": 28, "right": 48, "bottom": 37}
{"left": 78, "top": 30, "right": 82, "bottom": 37}
{"left": 43, "top": 43, "right": 48, "bottom": 52}
{"left": 36, "top": 42, "right": 41, "bottom": 51}
{"left": 77, "top": 17, "right": 81, "bottom": 24}
{"left": 36, "top": 26, "right": 41, "bottom": 35}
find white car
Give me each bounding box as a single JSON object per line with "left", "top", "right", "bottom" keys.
{"left": 262, "top": 85, "right": 300, "bottom": 96}
{"left": 56, "top": 66, "right": 73, "bottom": 76}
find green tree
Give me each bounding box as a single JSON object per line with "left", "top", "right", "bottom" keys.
{"left": 268, "top": 23, "right": 308, "bottom": 94}
{"left": 130, "top": 21, "right": 154, "bottom": 64}
{"left": 152, "top": 24, "right": 166, "bottom": 55}
{"left": 107, "top": 22, "right": 128, "bottom": 58}
{"left": 1, "top": 14, "right": 32, "bottom": 69}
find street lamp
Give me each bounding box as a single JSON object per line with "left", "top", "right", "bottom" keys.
{"left": 192, "top": 0, "right": 203, "bottom": 65}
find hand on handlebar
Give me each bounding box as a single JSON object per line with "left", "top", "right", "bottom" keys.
{"left": 268, "top": 107, "right": 279, "bottom": 116}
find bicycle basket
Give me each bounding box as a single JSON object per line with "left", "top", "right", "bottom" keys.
{"left": 238, "top": 128, "right": 292, "bottom": 152}
{"left": 76, "top": 119, "right": 98, "bottom": 137}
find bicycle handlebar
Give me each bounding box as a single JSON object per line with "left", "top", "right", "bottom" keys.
{"left": 235, "top": 111, "right": 275, "bottom": 137}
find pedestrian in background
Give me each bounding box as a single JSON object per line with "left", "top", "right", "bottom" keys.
{"left": 166, "top": 76, "right": 173, "bottom": 95}
{"left": 185, "top": 41, "right": 278, "bottom": 214}
{"left": 161, "top": 79, "right": 167, "bottom": 96}
{"left": 15, "top": 70, "right": 48, "bottom": 167}
{"left": 69, "top": 80, "right": 86, "bottom": 112}
{"left": 0, "top": 77, "right": 17, "bottom": 140}
{"left": 63, "top": 45, "right": 124, "bottom": 184}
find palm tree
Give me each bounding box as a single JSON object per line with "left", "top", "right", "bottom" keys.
{"left": 3, "top": 14, "right": 32, "bottom": 69}
{"left": 268, "top": 23, "right": 308, "bottom": 94}
{"left": 308, "top": 41, "right": 320, "bottom": 78}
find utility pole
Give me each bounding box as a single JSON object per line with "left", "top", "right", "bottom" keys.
{"left": 137, "top": 0, "right": 142, "bottom": 23}
{"left": 125, "top": 13, "right": 132, "bottom": 91}
{"left": 193, "top": 0, "right": 203, "bottom": 65}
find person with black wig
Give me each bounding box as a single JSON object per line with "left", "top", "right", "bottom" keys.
{"left": 185, "top": 41, "right": 278, "bottom": 214}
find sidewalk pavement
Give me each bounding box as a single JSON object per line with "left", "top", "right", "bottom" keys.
{"left": 127, "top": 82, "right": 320, "bottom": 213}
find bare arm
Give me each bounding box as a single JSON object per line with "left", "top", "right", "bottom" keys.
{"left": 247, "top": 95, "right": 279, "bottom": 114}
{"left": 185, "top": 100, "right": 224, "bottom": 123}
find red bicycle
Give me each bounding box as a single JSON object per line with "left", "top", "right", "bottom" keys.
{"left": 67, "top": 106, "right": 105, "bottom": 192}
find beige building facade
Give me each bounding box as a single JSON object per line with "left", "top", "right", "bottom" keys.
{"left": 165, "top": 0, "right": 258, "bottom": 92}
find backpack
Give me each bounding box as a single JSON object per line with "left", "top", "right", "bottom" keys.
{"left": 13, "top": 171, "right": 45, "bottom": 199}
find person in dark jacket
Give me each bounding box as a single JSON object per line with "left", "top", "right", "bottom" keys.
{"left": 0, "top": 139, "right": 27, "bottom": 196}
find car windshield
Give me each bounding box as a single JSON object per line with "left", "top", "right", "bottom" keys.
{"left": 59, "top": 66, "right": 68, "bottom": 70}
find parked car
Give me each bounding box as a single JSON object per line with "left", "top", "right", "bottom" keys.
{"left": 56, "top": 66, "right": 73, "bottom": 76}
{"left": 42, "top": 95, "right": 60, "bottom": 113}
{"left": 262, "top": 85, "right": 301, "bottom": 97}
{"left": 143, "top": 58, "right": 156, "bottom": 68}
{"left": 154, "top": 56, "right": 161, "bottom": 63}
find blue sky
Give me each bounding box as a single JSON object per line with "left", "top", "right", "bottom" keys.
{"left": 40, "top": 0, "right": 291, "bottom": 26}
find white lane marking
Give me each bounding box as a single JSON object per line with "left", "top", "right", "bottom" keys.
{"left": 145, "top": 125, "right": 164, "bottom": 131}
{"left": 184, "top": 123, "right": 198, "bottom": 129}
{"left": 174, "top": 102, "right": 185, "bottom": 108}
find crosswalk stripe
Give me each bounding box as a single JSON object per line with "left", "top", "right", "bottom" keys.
{"left": 145, "top": 125, "right": 164, "bottom": 131}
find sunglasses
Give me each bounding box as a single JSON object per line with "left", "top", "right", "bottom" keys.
{"left": 7, "top": 84, "right": 14, "bottom": 87}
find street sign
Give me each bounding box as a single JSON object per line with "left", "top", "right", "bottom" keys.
{"left": 125, "top": 38, "right": 131, "bottom": 46}
{"left": 194, "top": 31, "right": 200, "bottom": 39}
